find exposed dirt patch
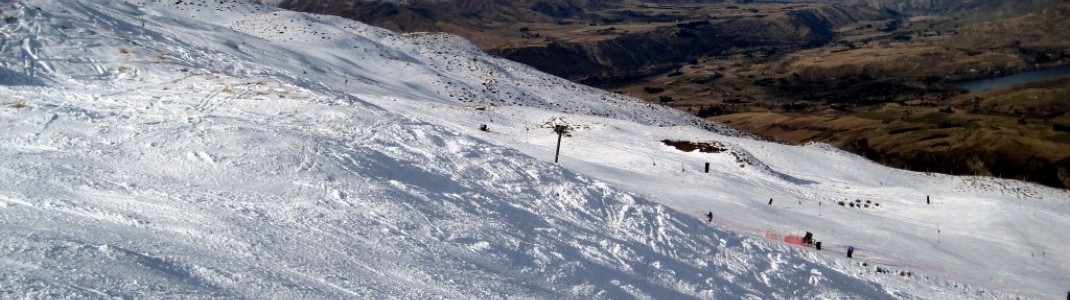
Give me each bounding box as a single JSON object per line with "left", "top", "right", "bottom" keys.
{"left": 662, "top": 140, "right": 727, "bottom": 153}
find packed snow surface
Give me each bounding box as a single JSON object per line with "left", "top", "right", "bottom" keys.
{"left": 0, "top": 0, "right": 1067, "bottom": 299}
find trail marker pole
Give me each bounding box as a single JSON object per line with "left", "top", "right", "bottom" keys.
{"left": 937, "top": 225, "right": 945, "bottom": 244}
{"left": 553, "top": 125, "right": 568, "bottom": 163}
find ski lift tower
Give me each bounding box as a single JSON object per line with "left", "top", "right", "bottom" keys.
{"left": 553, "top": 124, "right": 569, "bottom": 163}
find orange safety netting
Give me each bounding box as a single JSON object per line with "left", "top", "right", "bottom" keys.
{"left": 765, "top": 231, "right": 779, "bottom": 240}
{"left": 783, "top": 235, "right": 805, "bottom": 245}
{"left": 767, "top": 231, "right": 806, "bottom": 246}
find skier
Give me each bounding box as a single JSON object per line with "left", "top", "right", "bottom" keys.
{"left": 926, "top": 195, "right": 930, "bottom": 205}
{"left": 803, "top": 232, "right": 814, "bottom": 245}
{"left": 768, "top": 198, "right": 773, "bottom": 206}
{"left": 847, "top": 246, "right": 855, "bottom": 258}
{"left": 705, "top": 211, "right": 713, "bottom": 223}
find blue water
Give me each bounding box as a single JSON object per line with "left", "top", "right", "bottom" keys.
{"left": 953, "top": 65, "right": 1070, "bottom": 93}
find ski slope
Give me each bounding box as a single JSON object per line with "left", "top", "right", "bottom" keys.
{"left": 0, "top": 0, "right": 1067, "bottom": 298}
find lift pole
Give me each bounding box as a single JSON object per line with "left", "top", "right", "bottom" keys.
{"left": 554, "top": 125, "right": 568, "bottom": 163}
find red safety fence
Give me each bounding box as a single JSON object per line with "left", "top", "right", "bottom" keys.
{"left": 783, "top": 235, "right": 805, "bottom": 246}
{"left": 765, "top": 230, "right": 805, "bottom": 245}
{"left": 765, "top": 231, "right": 778, "bottom": 240}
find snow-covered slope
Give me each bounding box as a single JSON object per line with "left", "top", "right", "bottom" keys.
{"left": 0, "top": 0, "right": 1066, "bottom": 299}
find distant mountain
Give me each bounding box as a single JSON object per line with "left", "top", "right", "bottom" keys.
{"left": 279, "top": 0, "right": 892, "bottom": 82}
{"left": 276, "top": 0, "right": 616, "bottom": 32}
{"left": 822, "top": 0, "right": 1052, "bottom": 16}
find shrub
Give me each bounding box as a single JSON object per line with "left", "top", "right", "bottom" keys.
{"left": 889, "top": 127, "right": 922, "bottom": 134}
{"left": 781, "top": 102, "right": 808, "bottom": 111}
{"left": 696, "top": 105, "right": 728, "bottom": 118}
{"left": 643, "top": 86, "right": 665, "bottom": 94}
{"left": 1052, "top": 122, "right": 1070, "bottom": 132}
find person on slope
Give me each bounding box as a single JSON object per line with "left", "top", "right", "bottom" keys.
{"left": 705, "top": 211, "right": 713, "bottom": 223}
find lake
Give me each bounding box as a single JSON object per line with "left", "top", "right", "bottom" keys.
{"left": 952, "top": 65, "right": 1070, "bottom": 93}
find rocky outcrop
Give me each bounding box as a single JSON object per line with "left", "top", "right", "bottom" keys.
{"left": 497, "top": 5, "right": 889, "bottom": 83}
